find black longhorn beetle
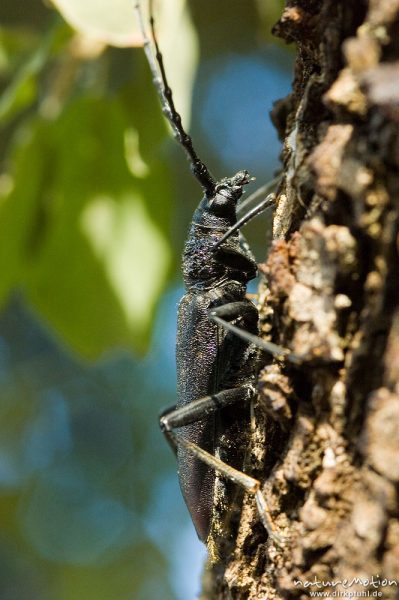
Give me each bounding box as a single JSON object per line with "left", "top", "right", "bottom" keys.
{"left": 135, "top": 0, "right": 302, "bottom": 555}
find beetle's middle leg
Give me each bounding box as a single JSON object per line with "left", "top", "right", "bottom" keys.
{"left": 159, "top": 385, "right": 282, "bottom": 543}
{"left": 209, "top": 301, "right": 304, "bottom": 365}
{"left": 210, "top": 302, "right": 344, "bottom": 367}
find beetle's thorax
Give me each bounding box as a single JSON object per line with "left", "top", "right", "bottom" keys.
{"left": 182, "top": 171, "right": 256, "bottom": 292}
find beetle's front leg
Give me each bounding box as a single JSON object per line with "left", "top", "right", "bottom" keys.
{"left": 213, "top": 192, "right": 276, "bottom": 249}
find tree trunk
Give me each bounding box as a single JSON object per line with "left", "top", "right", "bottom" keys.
{"left": 203, "top": 0, "right": 399, "bottom": 597}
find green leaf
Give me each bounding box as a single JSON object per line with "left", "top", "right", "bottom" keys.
{"left": 0, "top": 94, "right": 173, "bottom": 357}
{"left": 50, "top": 0, "right": 140, "bottom": 48}
{"left": 0, "top": 0, "right": 201, "bottom": 358}
{"left": 50, "top": 0, "right": 199, "bottom": 124}
{"left": 0, "top": 28, "right": 55, "bottom": 126}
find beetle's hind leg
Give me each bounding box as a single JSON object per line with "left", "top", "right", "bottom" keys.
{"left": 159, "top": 386, "right": 254, "bottom": 456}
{"left": 159, "top": 385, "right": 282, "bottom": 544}
{"left": 175, "top": 431, "right": 282, "bottom": 544}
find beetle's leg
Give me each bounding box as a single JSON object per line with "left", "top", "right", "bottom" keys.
{"left": 159, "top": 404, "right": 179, "bottom": 455}
{"left": 237, "top": 176, "right": 281, "bottom": 216}
{"left": 167, "top": 429, "right": 282, "bottom": 544}
{"left": 160, "top": 384, "right": 253, "bottom": 432}
{"left": 213, "top": 193, "right": 275, "bottom": 250}
{"left": 159, "top": 387, "right": 251, "bottom": 456}
{"left": 159, "top": 385, "right": 282, "bottom": 543}
{"left": 209, "top": 301, "right": 304, "bottom": 366}
{"left": 159, "top": 386, "right": 252, "bottom": 456}
{"left": 210, "top": 302, "right": 344, "bottom": 367}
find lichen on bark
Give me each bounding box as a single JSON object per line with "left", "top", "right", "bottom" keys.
{"left": 203, "top": 1, "right": 399, "bottom": 597}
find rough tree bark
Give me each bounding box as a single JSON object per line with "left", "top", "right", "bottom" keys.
{"left": 203, "top": 0, "right": 399, "bottom": 597}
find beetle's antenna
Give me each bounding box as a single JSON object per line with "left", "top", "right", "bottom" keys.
{"left": 135, "top": 0, "right": 216, "bottom": 196}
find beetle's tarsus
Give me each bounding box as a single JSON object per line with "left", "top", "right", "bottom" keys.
{"left": 255, "top": 490, "right": 284, "bottom": 546}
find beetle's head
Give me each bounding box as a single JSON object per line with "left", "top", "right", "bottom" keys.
{"left": 203, "top": 170, "right": 252, "bottom": 223}
{"left": 191, "top": 169, "right": 253, "bottom": 234}
{"left": 211, "top": 169, "right": 251, "bottom": 208}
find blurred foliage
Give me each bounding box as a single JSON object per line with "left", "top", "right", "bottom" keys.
{"left": 0, "top": 7, "right": 178, "bottom": 357}
{"left": 0, "top": 0, "right": 291, "bottom": 598}
{"left": 49, "top": 0, "right": 140, "bottom": 48}
{"left": 0, "top": 294, "right": 191, "bottom": 600}
{"left": 0, "top": 0, "right": 289, "bottom": 357}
